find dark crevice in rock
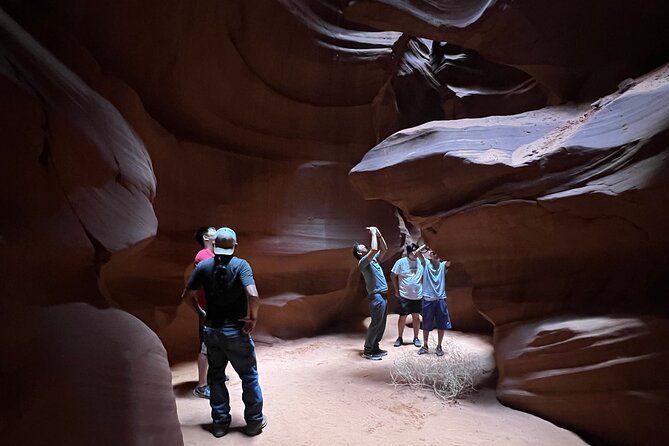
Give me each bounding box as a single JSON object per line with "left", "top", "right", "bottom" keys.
{"left": 37, "top": 127, "right": 50, "bottom": 166}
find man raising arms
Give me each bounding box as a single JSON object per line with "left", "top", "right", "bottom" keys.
{"left": 418, "top": 248, "right": 452, "bottom": 356}
{"left": 353, "top": 226, "right": 389, "bottom": 360}
{"left": 391, "top": 243, "right": 424, "bottom": 348}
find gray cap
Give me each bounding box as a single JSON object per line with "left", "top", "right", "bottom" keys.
{"left": 213, "top": 227, "right": 237, "bottom": 255}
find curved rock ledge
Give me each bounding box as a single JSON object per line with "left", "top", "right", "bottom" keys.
{"left": 351, "top": 65, "right": 669, "bottom": 444}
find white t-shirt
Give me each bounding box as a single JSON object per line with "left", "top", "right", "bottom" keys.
{"left": 422, "top": 261, "right": 447, "bottom": 301}
{"left": 391, "top": 257, "right": 423, "bottom": 300}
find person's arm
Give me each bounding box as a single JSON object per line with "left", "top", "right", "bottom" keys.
{"left": 240, "top": 284, "right": 260, "bottom": 334}
{"left": 361, "top": 227, "right": 379, "bottom": 263}
{"left": 376, "top": 228, "right": 388, "bottom": 252}
{"left": 390, "top": 258, "right": 402, "bottom": 297}
{"left": 441, "top": 260, "right": 451, "bottom": 285}
{"left": 238, "top": 261, "right": 260, "bottom": 333}
{"left": 390, "top": 273, "right": 400, "bottom": 298}
{"left": 182, "top": 288, "right": 206, "bottom": 319}
{"left": 183, "top": 264, "right": 206, "bottom": 318}
{"left": 415, "top": 244, "right": 427, "bottom": 266}
{"left": 375, "top": 227, "right": 389, "bottom": 262}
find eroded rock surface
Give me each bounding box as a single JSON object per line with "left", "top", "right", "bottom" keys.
{"left": 351, "top": 65, "right": 669, "bottom": 444}
{"left": 344, "top": 0, "right": 669, "bottom": 100}
{"left": 0, "top": 0, "right": 536, "bottom": 355}
{"left": 3, "top": 1, "right": 667, "bottom": 443}
{"left": 0, "top": 303, "right": 183, "bottom": 445}
{"left": 0, "top": 9, "right": 182, "bottom": 445}
{"left": 497, "top": 316, "right": 669, "bottom": 445}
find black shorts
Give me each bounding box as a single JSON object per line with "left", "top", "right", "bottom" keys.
{"left": 397, "top": 297, "right": 422, "bottom": 315}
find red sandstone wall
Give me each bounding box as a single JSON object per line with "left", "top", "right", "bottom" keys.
{"left": 346, "top": 5, "right": 669, "bottom": 440}
{"left": 0, "top": 9, "right": 182, "bottom": 444}
{"left": 351, "top": 65, "right": 669, "bottom": 445}
{"left": 3, "top": 1, "right": 668, "bottom": 444}
{"left": 1, "top": 0, "right": 519, "bottom": 360}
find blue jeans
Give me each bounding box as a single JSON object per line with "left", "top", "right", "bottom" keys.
{"left": 204, "top": 324, "right": 264, "bottom": 426}
{"left": 364, "top": 293, "right": 387, "bottom": 352}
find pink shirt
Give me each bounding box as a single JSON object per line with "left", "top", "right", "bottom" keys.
{"left": 194, "top": 248, "right": 214, "bottom": 307}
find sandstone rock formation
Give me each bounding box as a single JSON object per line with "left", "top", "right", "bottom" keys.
{"left": 0, "top": 303, "right": 183, "bottom": 446}
{"left": 351, "top": 64, "right": 669, "bottom": 445}
{"left": 344, "top": 0, "right": 669, "bottom": 100}
{"left": 2, "top": 0, "right": 667, "bottom": 444}
{"left": 0, "top": 0, "right": 520, "bottom": 358}
{"left": 347, "top": 3, "right": 669, "bottom": 442}
{"left": 0, "top": 9, "right": 182, "bottom": 445}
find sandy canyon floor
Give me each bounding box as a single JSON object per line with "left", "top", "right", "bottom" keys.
{"left": 172, "top": 315, "right": 586, "bottom": 445}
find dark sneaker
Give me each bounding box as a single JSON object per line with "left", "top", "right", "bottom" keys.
{"left": 244, "top": 416, "right": 268, "bottom": 436}
{"left": 393, "top": 337, "right": 403, "bottom": 347}
{"left": 372, "top": 347, "right": 388, "bottom": 356}
{"left": 413, "top": 337, "right": 422, "bottom": 348}
{"left": 417, "top": 346, "right": 429, "bottom": 355}
{"left": 362, "top": 352, "right": 383, "bottom": 361}
{"left": 193, "top": 385, "right": 210, "bottom": 399}
{"left": 211, "top": 423, "right": 229, "bottom": 438}
{"left": 436, "top": 346, "right": 445, "bottom": 357}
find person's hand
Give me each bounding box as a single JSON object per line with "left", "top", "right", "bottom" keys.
{"left": 366, "top": 226, "right": 378, "bottom": 233}
{"left": 445, "top": 260, "right": 452, "bottom": 268}
{"left": 240, "top": 317, "right": 257, "bottom": 334}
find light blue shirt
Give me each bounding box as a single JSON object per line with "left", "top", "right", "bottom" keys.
{"left": 359, "top": 253, "right": 388, "bottom": 295}
{"left": 422, "top": 261, "right": 447, "bottom": 301}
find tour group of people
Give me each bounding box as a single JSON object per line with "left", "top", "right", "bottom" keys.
{"left": 182, "top": 225, "right": 452, "bottom": 438}
{"left": 353, "top": 226, "right": 452, "bottom": 360}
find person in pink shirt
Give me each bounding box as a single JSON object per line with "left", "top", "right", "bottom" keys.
{"left": 193, "top": 227, "right": 216, "bottom": 398}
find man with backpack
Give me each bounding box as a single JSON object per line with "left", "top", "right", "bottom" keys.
{"left": 182, "top": 227, "right": 267, "bottom": 438}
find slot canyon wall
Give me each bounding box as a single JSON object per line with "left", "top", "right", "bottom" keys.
{"left": 0, "top": 1, "right": 667, "bottom": 445}
{"left": 349, "top": 1, "right": 669, "bottom": 445}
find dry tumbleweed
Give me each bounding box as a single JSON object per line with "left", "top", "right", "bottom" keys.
{"left": 391, "top": 337, "right": 489, "bottom": 401}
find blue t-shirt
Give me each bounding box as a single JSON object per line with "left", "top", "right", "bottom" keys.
{"left": 422, "top": 261, "right": 447, "bottom": 301}
{"left": 187, "top": 256, "right": 255, "bottom": 327}
{"left": 358, "top": 253, "right": 388, "bottom": 295}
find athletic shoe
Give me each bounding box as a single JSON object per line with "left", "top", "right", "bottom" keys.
{"left": 417, "top": 346, "right": 429, "bottom": 355}
{"left": 363, "top": 352, "right": 383, "bottom": 361}
{"left": 436, "top": 346, "right": 445, "bottom": 357}
{"left": 244, "top": 416, "right": 268, "bottom": 436}
{"left": 393, "top": 337, "right": 403, "bottom": 347}
{"left": 372, "top": 347, "right": 388, "bottom": 356}
{"left": 413, "top": 337, "right": 422, "bottom": 348}
{"left": 193, "top": 385, "right": 210, "bottom": 399}
{"left": 211, "top": 423, "right": 229, "bottom": 438}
